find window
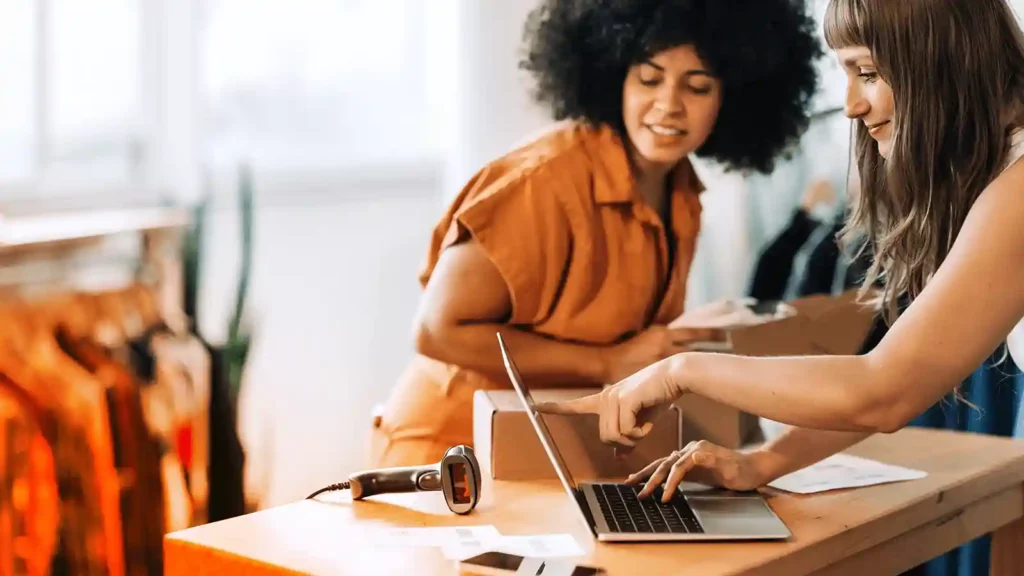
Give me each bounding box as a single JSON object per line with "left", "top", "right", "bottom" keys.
{"left": 810, "top": 0, "right": 846, "bottom": 115}
{"left": 198, "top": 0, "right": 437, "bottom": 175}
{"left": 0, "top": 0, "right": 144, "bottom": 195}
{"left": 0, "top": 0, "right": 445, "bottom": 201}
{"left": 0, "top": 2, "right": 37, "bottom": 185}
{"left": 47, "top": 0, "right": 142, "bottom": 187}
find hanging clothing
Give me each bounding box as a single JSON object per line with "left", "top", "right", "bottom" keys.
{"left": 747, "top": 207, "right": 821, "bottom": 301}
{"left": 903, "top": 351, "right": 1024, "bottom": 576}
{"left": 0, "top": 286, "right": 211, "bottom": 576}
{"left": 371, "top": 121, "right": 705, "bottom": 467}
{"left": 0, "top": 375, "right": 59, "bottom": 576}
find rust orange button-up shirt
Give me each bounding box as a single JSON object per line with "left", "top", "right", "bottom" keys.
{"left": 372, "top": 121, "right": 704, "bottom": 468}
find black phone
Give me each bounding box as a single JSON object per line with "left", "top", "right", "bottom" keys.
{"left": 458, "top": 551, "right": 606, "bottom": 575}
{"left": 747, "top": 299, "right": 784, "bottom": 316}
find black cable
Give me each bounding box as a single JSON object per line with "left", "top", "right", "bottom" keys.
{"left": 306, "top": 481, "right": 351, "bottom": 500}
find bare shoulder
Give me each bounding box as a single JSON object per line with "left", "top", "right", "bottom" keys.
{"left": 873, "top": 155, "right": 1024, "bottom": 394}
{"left": 963, "top": 157, "right": 1024, "bottom": 241}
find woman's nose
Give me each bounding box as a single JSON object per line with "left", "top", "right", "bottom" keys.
{"left": 845, "top": 86, "right": 869, "bottom": 119}
{"left": 655, "top": 87, "right": 686, "bottom": 117}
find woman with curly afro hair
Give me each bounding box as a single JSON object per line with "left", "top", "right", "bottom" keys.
{"left": 368, "top": 0, "right": 822, "bottom": 468}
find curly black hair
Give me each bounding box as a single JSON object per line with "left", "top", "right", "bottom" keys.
{"left": 520, "top": 0, "right": 823, "bottom": 174}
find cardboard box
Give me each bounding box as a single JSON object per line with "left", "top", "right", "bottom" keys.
{"left": 721, "top": 289, "right": 878, "bottom": 357}
{"left": 473, "top": 290, "right": 878, "bottom": 480}
{"left": 678, "top": 289, "right": 878, "bottom": 448}
{"left": 674, "top": 394, "right": 762, "bottom": 448}
{"left": 473, "top": 388, "right": 682, "bottom": 481}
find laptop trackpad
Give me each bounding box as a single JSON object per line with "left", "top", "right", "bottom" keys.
{"left": 687, "top": 496, "right": 787, "bottom": 536}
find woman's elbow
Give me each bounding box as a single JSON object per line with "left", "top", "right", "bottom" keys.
{"left": 854, "top": 351, "right": 940, "bottom": 433}
{"left": 864, "top": 407, "right": 910, "bottom": 434}
{"left": 414, "top": 317, "right": 444, "bottom": 359}
{"left": 848, "top": 382, "right": 915, "bottom": 434}
{"left": 413, "top": 313, "right": 459, "bottom": 363}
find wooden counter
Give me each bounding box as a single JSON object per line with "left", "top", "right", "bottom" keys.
{"left": 165, "top": 428, "right": 1024, "bottom": 575}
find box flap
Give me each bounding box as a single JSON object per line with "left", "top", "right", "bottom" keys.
{"left": 723, "top": 290, "right": 877, "bottom": 357}
{"left": 485, "top": 388, "right": 602, "bottom": 412}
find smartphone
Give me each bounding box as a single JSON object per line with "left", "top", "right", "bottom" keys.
{"left": 747, "top": 299, "right": 784, "bottom": 316}
{"left": 457, "top": 551, "right": 606, "bottom": 576}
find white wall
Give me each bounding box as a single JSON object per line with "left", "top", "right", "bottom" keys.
{"left": 440, "top": 0, "right": 553, "bottom": 199}
{"left": 197, "top": 187, "right": 440, "bottom": 506}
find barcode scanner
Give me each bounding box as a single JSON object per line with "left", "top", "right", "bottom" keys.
{"left": 306, "top": 445, "right": 482, "bottom": 515}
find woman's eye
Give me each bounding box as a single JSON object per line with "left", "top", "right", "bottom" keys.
{"left": 858, "top": 71, "right": 878, "bottom": 83}
{"left": 689, "top": 85, "right": 712, "bottom": 95}
{"left": 640, "top": 76, "right": 661, "bottom": 87}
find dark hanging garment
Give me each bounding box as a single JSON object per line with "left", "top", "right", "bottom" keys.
{"left": 748, "top": 208, "right": 820, "bottom": 301}
{"left": 204, "top": 343, "right": 246, "bottom": 522}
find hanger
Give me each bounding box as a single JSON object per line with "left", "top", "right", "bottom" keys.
{"left": 130, "top": 283, "right": 163, "bottom": 333}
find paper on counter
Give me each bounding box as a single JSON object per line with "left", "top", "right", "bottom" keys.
{"left": 442, "top": 533, "right": 585, "bottom": 561}
{"left": 376, "top": 525, "right": 501, "bottom": 549}
{"left": 767, "top": 453, "right": 927, "bottom": 495}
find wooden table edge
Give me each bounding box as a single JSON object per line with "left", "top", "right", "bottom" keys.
{"left": 724, "top": 452, "right": 1024, "bottom": 575}
{"left": 165, "top": 536, "right": 309, "bottom": 576}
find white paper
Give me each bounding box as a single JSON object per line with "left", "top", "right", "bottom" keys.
{"left": 767, "top": 453, "right": 927, "bottom": 494}
{"left": 442, "top": 533, "right": 585, "bottom": 561}
{"left": 376, "top": 525, "right": 501, "bottom": 549}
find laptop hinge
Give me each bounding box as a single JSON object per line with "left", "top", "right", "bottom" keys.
{"left": 575, "top": 488, "right": 598, "bottom": 536}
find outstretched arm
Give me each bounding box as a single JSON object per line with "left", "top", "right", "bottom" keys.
{"left": 670, "top": 161, "right": 1024, "bottom": 433}
{"left": 541, "top": 160, "right": 1024, "bottom": 439}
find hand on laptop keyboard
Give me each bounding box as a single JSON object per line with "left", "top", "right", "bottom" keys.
{"left": 625, "top": 441, "right": 769, "bottom": 502}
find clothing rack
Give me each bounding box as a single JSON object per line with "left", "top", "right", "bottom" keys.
{"left": 0, "top": 205, "right": 206, "bottom": 576}
{"left": 0, "top": 207, "right": 191, "bottom": 329}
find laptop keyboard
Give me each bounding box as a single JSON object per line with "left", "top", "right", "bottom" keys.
{"left": 592, "top": 483, "right": 703, "bottom": 534}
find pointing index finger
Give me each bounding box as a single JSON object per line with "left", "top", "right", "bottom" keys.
{"left": 533, "top": 394, "right": 601, "bottom": 415}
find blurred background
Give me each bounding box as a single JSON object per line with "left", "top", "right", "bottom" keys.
{"left": 0, "top": 0, "right": 1021, "bottom": 550}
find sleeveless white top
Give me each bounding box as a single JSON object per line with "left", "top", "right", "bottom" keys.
{"left": 1003, "top": 129, "right": 1024, "bottom": 366}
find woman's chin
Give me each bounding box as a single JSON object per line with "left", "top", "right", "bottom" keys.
{"left": 875, "top": 140, "right": 893, "bottom": 161}
{"left": 634, "top": 146, "right": 689, "bottom": 169}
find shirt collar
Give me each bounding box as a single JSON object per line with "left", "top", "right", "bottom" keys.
{"left": 584, "top": 123, "right": 706, "bottom": 205}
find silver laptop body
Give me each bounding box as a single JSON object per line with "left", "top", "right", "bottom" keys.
{"left": 497, "top": 333, "right": 792, "bottom": 542}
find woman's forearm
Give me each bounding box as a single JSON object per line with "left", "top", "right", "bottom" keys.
{"left": 416, "top": 324, "right": 607, "bottom": 387}
{"left": 749, "top": 427, "right": 874, "bottom": 484}
{"left": 672, "top": 352, "right": 910, "bottom": 433}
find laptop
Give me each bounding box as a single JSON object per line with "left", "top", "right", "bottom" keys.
{"left": 496, "top": 333, "right": 792, "bottom": 542}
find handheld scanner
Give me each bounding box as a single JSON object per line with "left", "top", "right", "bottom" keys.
{"left": 348, "top": 445, "right": 482, "bottom": 515}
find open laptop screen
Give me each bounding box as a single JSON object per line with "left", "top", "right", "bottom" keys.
{"left": 496, "top": 333, "right": 579, "bottom": 494}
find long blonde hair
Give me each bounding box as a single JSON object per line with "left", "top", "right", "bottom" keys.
{"left": 824, "top": 0, "right": 1024, "bottom": 322}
